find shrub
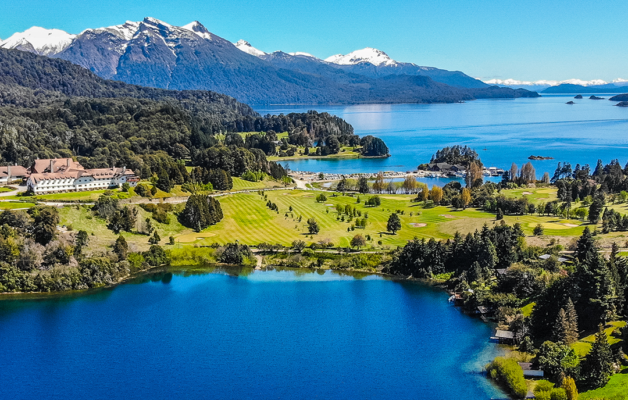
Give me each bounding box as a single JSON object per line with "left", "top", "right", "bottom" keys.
{"left": 486, "top": 357, "right": 527, "bottom": 398}
{"left": 216, "top": 243, "right": 254, "bottom": 265}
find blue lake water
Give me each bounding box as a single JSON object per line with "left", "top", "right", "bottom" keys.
{"left": 0, "top": 268, "right": 507, "bottom": 399}
{"left": 255, "top": 94, "right": 628, "bottom": 177}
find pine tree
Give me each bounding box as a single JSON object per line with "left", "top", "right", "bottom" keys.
{"left": 496, "top": 208, "right": 504, "bottom": 220}
{"left": 565, "top": 298, "right": 579, "bottom": 344}
{"left": 585, "top": 324, "right": 614, "bottom": 388}
{"left": 113, "top": 235, "right": 128, "bottom": 260}
{"left": 149, "top": 230, "right": 161, "bottom": 245}
{"left": 561, "top": 376, "right": 578, "bottom": 400}
{"left": 575, "top": 227, "right": 596, "bottom": 263}
{"left": 553, "top": 308, "right": 570, "bottom": 344}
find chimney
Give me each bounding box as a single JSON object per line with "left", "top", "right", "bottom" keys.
{"left": 50, "top": 159, "right": 54, "bottom": 173}
{"left": 122, "top": 166, "right": 126, "bottom": 173}
{"left": 67, "top": 158, "right": 71, "bottom": 168}
{"left": 6, "top": 165, "right": 10, "bottom": 180}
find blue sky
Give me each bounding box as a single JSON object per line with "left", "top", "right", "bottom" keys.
{"left": 1, "top": 0, "right": 626, "bottom": 82}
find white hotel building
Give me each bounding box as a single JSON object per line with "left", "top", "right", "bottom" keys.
{"left": 26, "top": 158, "right": 139, "bottom": 194}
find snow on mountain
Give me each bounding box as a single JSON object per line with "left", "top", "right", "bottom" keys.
{"left": 288, "top": 52, "right": 318, "bottom": 59}
{"left": 0, "top": 26, "right": 76, "bottom": 56}
{"left": 484, "top": 78, "right": 620, "bottom": 87}
{"left": 324, "top": 47, "right": 398, "bottom": 67}
{"left": 182, "top": 21, "right": 213, "bottom": 41}
{"left": 234, "top": 40, "right": 267, "bottom": 57}
{"left": 89, "top": 21, "right": 140, "bottom": 41}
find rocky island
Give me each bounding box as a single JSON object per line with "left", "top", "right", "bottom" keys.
{"left": 616, "top": 101, "right": 628, "bottom": 107}
{"left": 566, "top": 101, "right": 575, "bottom": 105}
{"left": 528, "top": 155, "right": 554, "bottom": 160}
{"left": 589, "top": 95, "right": 604, "bottom": 100}
{"left": 574, "top": 94, "right": 583, "bottom": 99}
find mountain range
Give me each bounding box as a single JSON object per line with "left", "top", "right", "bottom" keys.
{"left": 484, "top": 78, "right": 628, "bottom": 93}
{"left": 0, "top": 17, "right": 537, "bottom": 104}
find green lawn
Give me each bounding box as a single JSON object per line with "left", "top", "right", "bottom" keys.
{"left": 500, "top": 187, "right": 558, "bottom": 204}
{"left": 580, "top": 369, "right": 628, "bottom": 400}
{"left": 0, "top": 201, "right": 36, "bottom": 210}
{"left": 572, "top": 321, "right": 626, "bottom": 357}
{"left": 231, "top": 177, "right": 286, "bottom": 191}
{"left": 268, "top": 146, "right": 361, "bottom": 161}
{"left": 0, "top": 186, "right": 15, "bottom": 193}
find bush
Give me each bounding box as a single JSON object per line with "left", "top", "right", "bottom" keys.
{"left": 216, "top": 243, "right": 254, "bottom": 265}
{"left": 487, "top": 357, "right": 527, "bottom": 398}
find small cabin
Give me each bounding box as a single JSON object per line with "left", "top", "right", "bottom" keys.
{"left": 491, "top": 330, "right": 515, "bottom": 344}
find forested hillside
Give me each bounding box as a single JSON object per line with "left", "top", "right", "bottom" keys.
{"left": 0, "top": 48, "right": 371, "bottom": 175}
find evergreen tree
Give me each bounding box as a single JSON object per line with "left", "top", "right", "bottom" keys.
{"left": 387, "top": 213, "right": 402, "bottom": 234}
{"left": 588, "top": 197, "right": 604, "bottom": 224}
{"left": 553, "top": 308, "right": 570, "bottom": 344}
{"left": 496, "top": 208, "right": 504, "bottom": 220}
{"left": 565, "top": 298, "right": 579, "bottom": 344}
{"left": 575, "top": 227, "right": 596, "bottom": 263}
{"left": 584, "top": 324, "right": 614, "bottom": 388}
{"left": 113, "top": 235, "right": 128, "bottom": 260}
{"left": 149, "top": 230, "right": 161, "bottom": 245}
{"left": 156, "top": 168, "right": 172, "bottom": 193}
{"left": 307, "top": 218, "right": 320, "bottom": 234}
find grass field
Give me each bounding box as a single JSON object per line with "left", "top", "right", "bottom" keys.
{"left": 268, "top": 146, "right": 361, "bottom": 161}
{"left": 231, "top": 177, "right": 287, "bottom": 191}
{"left": 43, "top": 184, "right": 628, "bottom": 251}
{"left": 0, "top": 201, "right": 36, "bottom": 210}
{"left": 580, "top": 368, "right": 628, "bottom": 400}
{"left": 572, "top": 321, "right": 626, "bottom": 357}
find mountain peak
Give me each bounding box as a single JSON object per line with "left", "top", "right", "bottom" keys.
{"left": 234, "top": 40, "right": 266, "bottom": 57}
{"left": 182, "top": 21, "right": 212, "bottom": 40}
{"left": 0, "top": 26, "right": 76, "bottom": 56}
{"left": 142, "top": 17, "right": 172, "bottom": 28}
{"left": 325, "top": 47, "right": 398, "bottom": 66}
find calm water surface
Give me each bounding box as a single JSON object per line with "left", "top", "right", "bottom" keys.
{"left": 0, "top": 268, "right": 507, "bottom": 399}
{"left": 255, "top": 94, "right": 628, "bottom": 176}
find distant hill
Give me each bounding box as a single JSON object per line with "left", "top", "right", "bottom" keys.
{"left": 1, "top": 18, "right": 537, "bottom": 104}
{"left": 542, "top": 84, "right": 628, "bottom": 94}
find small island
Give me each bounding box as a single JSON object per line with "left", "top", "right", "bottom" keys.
{"left": 566, "top": 101, "right": 575, "bottom": 105}
{"left": 589, "top": 95, "right": 604, "bottom": 100}
{"left": 610, "top": 93, "right": 628, "bottom": 101}
{"left": 528, "top": 155, "right": 554, "bottom": 160}
{"left": 574, "top": 94, "right": 583, "bottom": 99}
{"left": 616, "top": 101, "right": 628, "bottom": 107}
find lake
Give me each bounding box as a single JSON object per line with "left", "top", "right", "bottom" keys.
{"left": 255, "top": 94, "right": 628, "bottom": 177}
{"left": 0, "top": 268, "right": 507, "bottom": 399}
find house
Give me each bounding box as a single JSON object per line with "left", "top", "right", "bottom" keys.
{"left": 491, "top": 330, "right": 516, "bottom": 344}
{"left": 0, "top": 165, "right": 29, "bottom": 185}
{"left": 518, "top": 363, "right": 544, "bottom": 378}
{"left": 26, "top": 158, "right": 138, "bottom": 194}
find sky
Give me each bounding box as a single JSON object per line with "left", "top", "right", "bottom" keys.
{"left": 1, "top": 0, "right": 626, "bottom": 82}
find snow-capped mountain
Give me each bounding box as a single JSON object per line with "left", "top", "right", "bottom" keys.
{"left": 483, "top": 78, "right": 628, "bottom": 93}
{"left": 0, "top": 26, "right": 76, "bottom": 56}
{"left": 325, "top": 48, "right": 398, "bottom": 67}
{"left": 234, "top": 40, "right": 266, "bottom": 57}
{"left": 1, "top": 17, "right": 537, "bottom": 103}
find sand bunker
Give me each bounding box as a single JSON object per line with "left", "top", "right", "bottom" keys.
{"left": 562, "top": 223, "right": 579, "bottom": 227}
{"left": 325, "top": 204, "right": 335, "bottom": 206}
{"left": 177, "top": 232, "right": 216, "bottom": 243}
{"left": 439, "top": 214, "right": 455, "bottom": 219}
{"left": 522, "top": 192, "right": 533, "bottom": 195}
{"left": 409, "top": 223, "right": 427, "bottom": 227}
